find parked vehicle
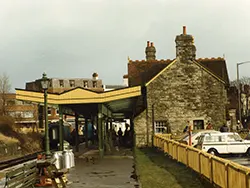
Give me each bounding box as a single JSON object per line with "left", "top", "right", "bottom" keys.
{"left": 196, "top": 132, "right": 250, "bottom": 156}
{"left": 180, "top": 130, "right": 220, "bottom": 146}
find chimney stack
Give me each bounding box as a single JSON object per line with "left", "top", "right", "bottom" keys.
{"left": 92, "top": 72, "right": 98, "bottom": 80}
{"left": 147, "top": 41, "right": 150, "bottom": 47}
{"left": 145, "top": 41, "right": 156, "bottom": 61}
{"left": 175, "top": 26, "right": 196, "bottom": 61}
{"left": 183, "top": 26, "right": 186, "bottom": 35}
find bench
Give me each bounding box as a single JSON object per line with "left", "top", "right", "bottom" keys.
{"left": 5, "top": 161, "right": 37, "bottom": 188}
{"left": 36, "top": 159, "right": 67, "bottom": 188}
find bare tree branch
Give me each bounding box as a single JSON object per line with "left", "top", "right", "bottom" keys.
{"left": 0, "top": 73, "right": 11, "bottom": 115}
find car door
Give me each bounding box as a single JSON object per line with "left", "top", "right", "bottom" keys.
{"left": 227, "top": 134, "right": 247, "bottom": 153}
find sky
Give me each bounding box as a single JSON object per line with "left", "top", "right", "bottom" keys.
{"left": 0, "top": 0, "right": 250, "bottom": 91}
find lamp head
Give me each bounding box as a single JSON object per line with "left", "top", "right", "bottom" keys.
{"left": 41, "top": 72, "right": 49, "bottom": 90}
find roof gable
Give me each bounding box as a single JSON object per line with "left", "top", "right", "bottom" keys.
{"left": 128, "top": 57, "right": 229, "bottom": 87}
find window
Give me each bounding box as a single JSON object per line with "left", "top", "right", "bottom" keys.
{"left": 69, "top": 80, "right": 75, "bottom": 87}
{"left": 193, "top": 120, "right": 204, "bottom": 130}
{"left": 83, "top": 81, "right": 88, "bottom": 88}
{"left": 59, "top": 80, "right": 64, "bottom": 87}
{"left": 154, "top": 121, "right": 170, "bottom": 134}
{"left": 49, "top": 80, "right": 52, "bottom": 87}
{"left": 55, "top": 109, "right": 60, "bottom": 115}
{"left": 48, "top": 107, "right": 52, "bottom": 116}
{"left": 23, "top": 111, "right": 33, "bottom": 118}
{"left": 93, "top": 81, "right": 97, "bottom": 88}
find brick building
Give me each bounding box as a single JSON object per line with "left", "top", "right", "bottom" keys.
{"left": 128, "top": 27, "right": 230, "bottom": 146}
{"left": 25, "top": 73, "right": 104, "bottom": 125}
{"left": 3, "top": 93, "right": 38, "bottom": 127}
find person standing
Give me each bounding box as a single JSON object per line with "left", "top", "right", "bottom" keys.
{"left": 206, "top": 122, "right": 213, "bottom": 130}
{"left": 220, "top": 124, "right": 229, "bottom": 132}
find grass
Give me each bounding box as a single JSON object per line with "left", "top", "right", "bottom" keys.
{"left": 0, "top": 133, "right": 19, "bottom": 144}
{"left": 135, "top": 147, "right": 212, "bottom": 188}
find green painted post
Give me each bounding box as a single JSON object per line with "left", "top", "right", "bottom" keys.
{"left": 85, "top": 118, "right": 89, "bottom": 148}
{"left": 75, "top": 114, "right": 79, "bottom": 152}
{"left": 44, "top": 86, "right": 51, "bottom": 157}
{"left": 98, "top": 104, "right": 104, "bottom": 158}
{"left": 59, "top": 105, "right": 63, "bottom": 151}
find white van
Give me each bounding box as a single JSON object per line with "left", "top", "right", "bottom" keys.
{"left": 196, "top": 132, "right": 250, "bottom": 156}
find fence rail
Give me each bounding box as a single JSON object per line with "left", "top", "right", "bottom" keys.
{"left": 154, "top": 134, "right": 250, "bottom": 188}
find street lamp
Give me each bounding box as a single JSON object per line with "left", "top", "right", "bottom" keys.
{"left": 236, "top": 61, "right": 250, "bottom": 124}
{"left": 41, "top": 73, "right": 51, "bottom": 157}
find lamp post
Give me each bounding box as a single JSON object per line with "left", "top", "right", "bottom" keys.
{"left": 41, "top": 73, "right": 51, "bottom": 157}
{"left": 236, "top": 61, "right": 250, "bottom": 124}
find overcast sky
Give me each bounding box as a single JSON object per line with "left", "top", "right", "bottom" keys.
{"left": 1, "top": 0, "right": 250, "bottom": 91}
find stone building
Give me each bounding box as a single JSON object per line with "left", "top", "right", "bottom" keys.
{"left": 128, "top": 26, "right": 229, "bottom": 146}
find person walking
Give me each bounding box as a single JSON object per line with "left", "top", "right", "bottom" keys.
{"left": 220, "top": 124, "right": 229, "bottom": 132}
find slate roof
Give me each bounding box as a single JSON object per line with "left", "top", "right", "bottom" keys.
{"left": 128, "top": 57, "right": 229, "bottom": 87}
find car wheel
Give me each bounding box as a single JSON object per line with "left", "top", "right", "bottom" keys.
{"left": 208, "top": 148, "right": 218, "bottom": 156}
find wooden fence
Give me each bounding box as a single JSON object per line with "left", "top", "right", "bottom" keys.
{"left": 154, "top": 134, "right": 250, "bottom": 188}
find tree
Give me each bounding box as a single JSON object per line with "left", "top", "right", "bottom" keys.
{"left": 230, "top": 76, "right": 250, "bottom": 87}
{"left": 0, "top": 73, "right": 11, "bottom": 116}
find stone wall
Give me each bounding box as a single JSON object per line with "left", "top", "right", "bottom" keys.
{"left": 133, "top": 58, "right": 227, "bottom": 146}
{"left": 148, "top": 59, "right": 227, "bottom": 132}
{"left": 134, "top": 110, "right": 148, "bottom": 147}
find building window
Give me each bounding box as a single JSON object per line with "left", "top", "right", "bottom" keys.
{"left": 48, "top": 107, "right": 52, "bottom": 116}
{"left": 56, "top": 109, "right": 59, "bottom": 115}
{"left": 93, "top": 81, "right": 97, "bottom": 88}
{"left": 154, "top": 121, "right": 170, "bottom": 134}
{"left": 193, "top": 120, "right": 204, "bottom": 130}
{"left": 83, "top": 81, "right": 88, "bottom": 88}
{"left": 49, "top": 79, "right": 52, "bottom": 87}
{"left": 59, "top": 80, "right": 64, "bottom": 87}
{"left": 69, "top": 80, "right": 75, "bottom": 87}
{"left": 23, "top": 111, "right": 34, "bottom": 118}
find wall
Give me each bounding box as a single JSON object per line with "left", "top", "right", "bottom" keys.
{"left": 133, "top": 59, "right": 227, "bottom": 146}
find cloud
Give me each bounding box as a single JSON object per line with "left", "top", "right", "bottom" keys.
{"left": 0, "top": 0, "right": 250, "bottom": 90}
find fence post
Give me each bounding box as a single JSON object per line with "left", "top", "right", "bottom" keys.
{"left": 245, "top": 172, "right": 249, "bottom": 188}
{"left": 186, "top": 147, "right": 189, "bottom": 167}
{"left": 224, "top": 162, "right": 229, "bottom": 188}
{"left": 209, "top": 156, "right": 213, "bottom": 183}
{"left": 198, "top": 151, "right": 201, "bottom": 174}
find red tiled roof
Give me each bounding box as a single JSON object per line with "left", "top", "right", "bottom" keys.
{"left": 196, "top": 57, "right": 229, "bottom": 85}
{"left": 128, "top": 59, "right": 173, "bottom": 86}
{"left": 128, "top": 57, "right": 229, "bottom": 86}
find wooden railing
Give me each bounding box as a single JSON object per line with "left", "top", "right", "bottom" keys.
{"left": 154, "top": 134, "right": 250, "bottom": 188}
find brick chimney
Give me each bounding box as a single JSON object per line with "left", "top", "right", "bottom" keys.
{"left": 92, "top": 72, "right": 98, "bottom": 80}
{"left": 145, "top": 41, "right": 156, "bottom": 61}
{"left": 175, "top": 26, "right": 196, "bottom": 61}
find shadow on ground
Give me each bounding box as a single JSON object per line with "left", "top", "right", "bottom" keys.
{"left": 135, "top": 147, "right": 213, "bottom": 188}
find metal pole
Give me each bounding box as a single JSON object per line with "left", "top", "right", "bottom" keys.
{"left": 59, "top": 105, "right": 64, "bottom": 151}
{"left": 236, "top": 61, "right": 250, "bottom": 124}
{"left": 44, "top": 89, "right": 51, "bottom": 157}
{"left": 237, "top": 63, "right": 241, "bottom": 124}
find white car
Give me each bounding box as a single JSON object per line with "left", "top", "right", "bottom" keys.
{"left": 181, "top": 130, "right": 220, "bottom": 146}
{"left": 196, "top": 132, "right": 250, "bottom": 156}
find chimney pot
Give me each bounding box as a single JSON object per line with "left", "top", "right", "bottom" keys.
{"left": 183, "top": 26, "right": 186, "bottom": 35}
{"left": 150, "top": 42, "right": 154, "bottom": 47}
{"left": 147, "top": 41, "right": 150, "bottom": 47}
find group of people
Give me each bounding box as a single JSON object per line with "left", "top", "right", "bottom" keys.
{"left": 112, "top": 123, "right": 132, "bottom": 148}
{"left": 183, "top": 120, "right": 230, "bottom": 133}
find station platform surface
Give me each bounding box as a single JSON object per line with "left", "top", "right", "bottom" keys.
{"left": 67, "top": 147, "right": 139, "bottom": 188}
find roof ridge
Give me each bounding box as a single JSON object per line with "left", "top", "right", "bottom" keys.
{"left": 129, "top": 59, "right": 173, "bottom": 63}
{"left": 196, "top": 57, "right": 225, "bottom": 61}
